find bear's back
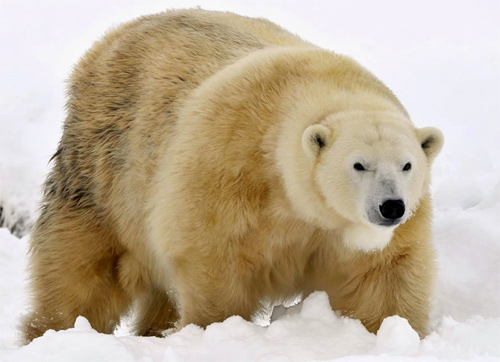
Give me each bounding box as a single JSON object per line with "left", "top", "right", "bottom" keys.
{"left": 45, "top": 9, "right": 310, "bottom": 247}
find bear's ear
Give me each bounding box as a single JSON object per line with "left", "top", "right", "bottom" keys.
{"left": 302, "top": 124, "right": 332, "bottom": 159}
{"left": 417, "top": 127, "right": 444, "bottom": 162}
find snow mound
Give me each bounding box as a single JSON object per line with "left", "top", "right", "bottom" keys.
{"left": 0, "top": 199, "right": 34, "bottom": 238}
{"left": 374, "top": 316, "right": 420, "bottom": 355}
{"left": 2, "top": 282, "right": 498, "bottom": 361}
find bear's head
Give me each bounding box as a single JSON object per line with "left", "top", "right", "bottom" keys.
{"left": 287, "top": 110, "right": 443, "bottom": 251}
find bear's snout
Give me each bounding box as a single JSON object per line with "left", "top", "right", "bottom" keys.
{"left": 379, "top": 199, "right": 405, "bottom": 221}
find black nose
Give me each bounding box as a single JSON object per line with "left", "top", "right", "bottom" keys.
{"left": 379, "top": 199, "right": 405, "bottom": 220}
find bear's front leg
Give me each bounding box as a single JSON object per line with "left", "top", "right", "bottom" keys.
{"left": 332, "top": 246, "right": 434, "bottom": 338}
{"left": 307, "top": 202, "right": 436, "bottom": 338}
{"left": 171, "top": 252, "right": 262, "bottom": 328}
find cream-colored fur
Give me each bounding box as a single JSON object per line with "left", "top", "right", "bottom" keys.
{"left": 22, "top": 9, "right": 443, "bottom": 343}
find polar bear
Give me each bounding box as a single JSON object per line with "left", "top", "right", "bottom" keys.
{"left": 22, "top": 9, "right": 443, "bottom": 343}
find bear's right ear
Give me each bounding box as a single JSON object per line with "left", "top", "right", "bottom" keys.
{"left": 302, "top": 124, "right": 332, "bottom": 159}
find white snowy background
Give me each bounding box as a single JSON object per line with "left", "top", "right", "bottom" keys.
{"left": 1, "top": 0, "right": 499, "bottom": 361}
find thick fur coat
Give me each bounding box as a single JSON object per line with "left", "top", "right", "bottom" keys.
{"left": 23, "top": 9, "right": 443, "bottom": 343}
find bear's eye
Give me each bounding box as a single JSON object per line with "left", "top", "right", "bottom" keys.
{"left": 353, "top": 162, "right": 366, "bottom": 171}
{"left": 403, "top": 162, "right": 412, "bottom": 171}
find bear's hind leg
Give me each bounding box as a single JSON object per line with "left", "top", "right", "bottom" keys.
{"left": 22, "top": 207, "right": 132, "bottom": 344}
{"left": 134, "top": 287, "right": 179, "bottom": 337}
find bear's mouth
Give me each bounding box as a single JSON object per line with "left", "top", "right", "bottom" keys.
{"left": 375, "top": 218, "right": 402, "bottom": 227}
{"left": 367, "top": 212, "right": 403, "bottom": 227}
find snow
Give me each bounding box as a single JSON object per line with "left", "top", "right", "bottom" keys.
{"left": 1, "top": 0, "right": 499, "bottom": 361}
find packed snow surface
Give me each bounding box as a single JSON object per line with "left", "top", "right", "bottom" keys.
{"left": 1, "top": 0, "right": 499, "bottom": 361}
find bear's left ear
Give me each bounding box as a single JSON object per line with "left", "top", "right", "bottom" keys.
{"left": 417, "top": 127, "right": 444, "bottom": 162}
{"left": 302, "top": 124, "right": 332, "bottom": 159}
